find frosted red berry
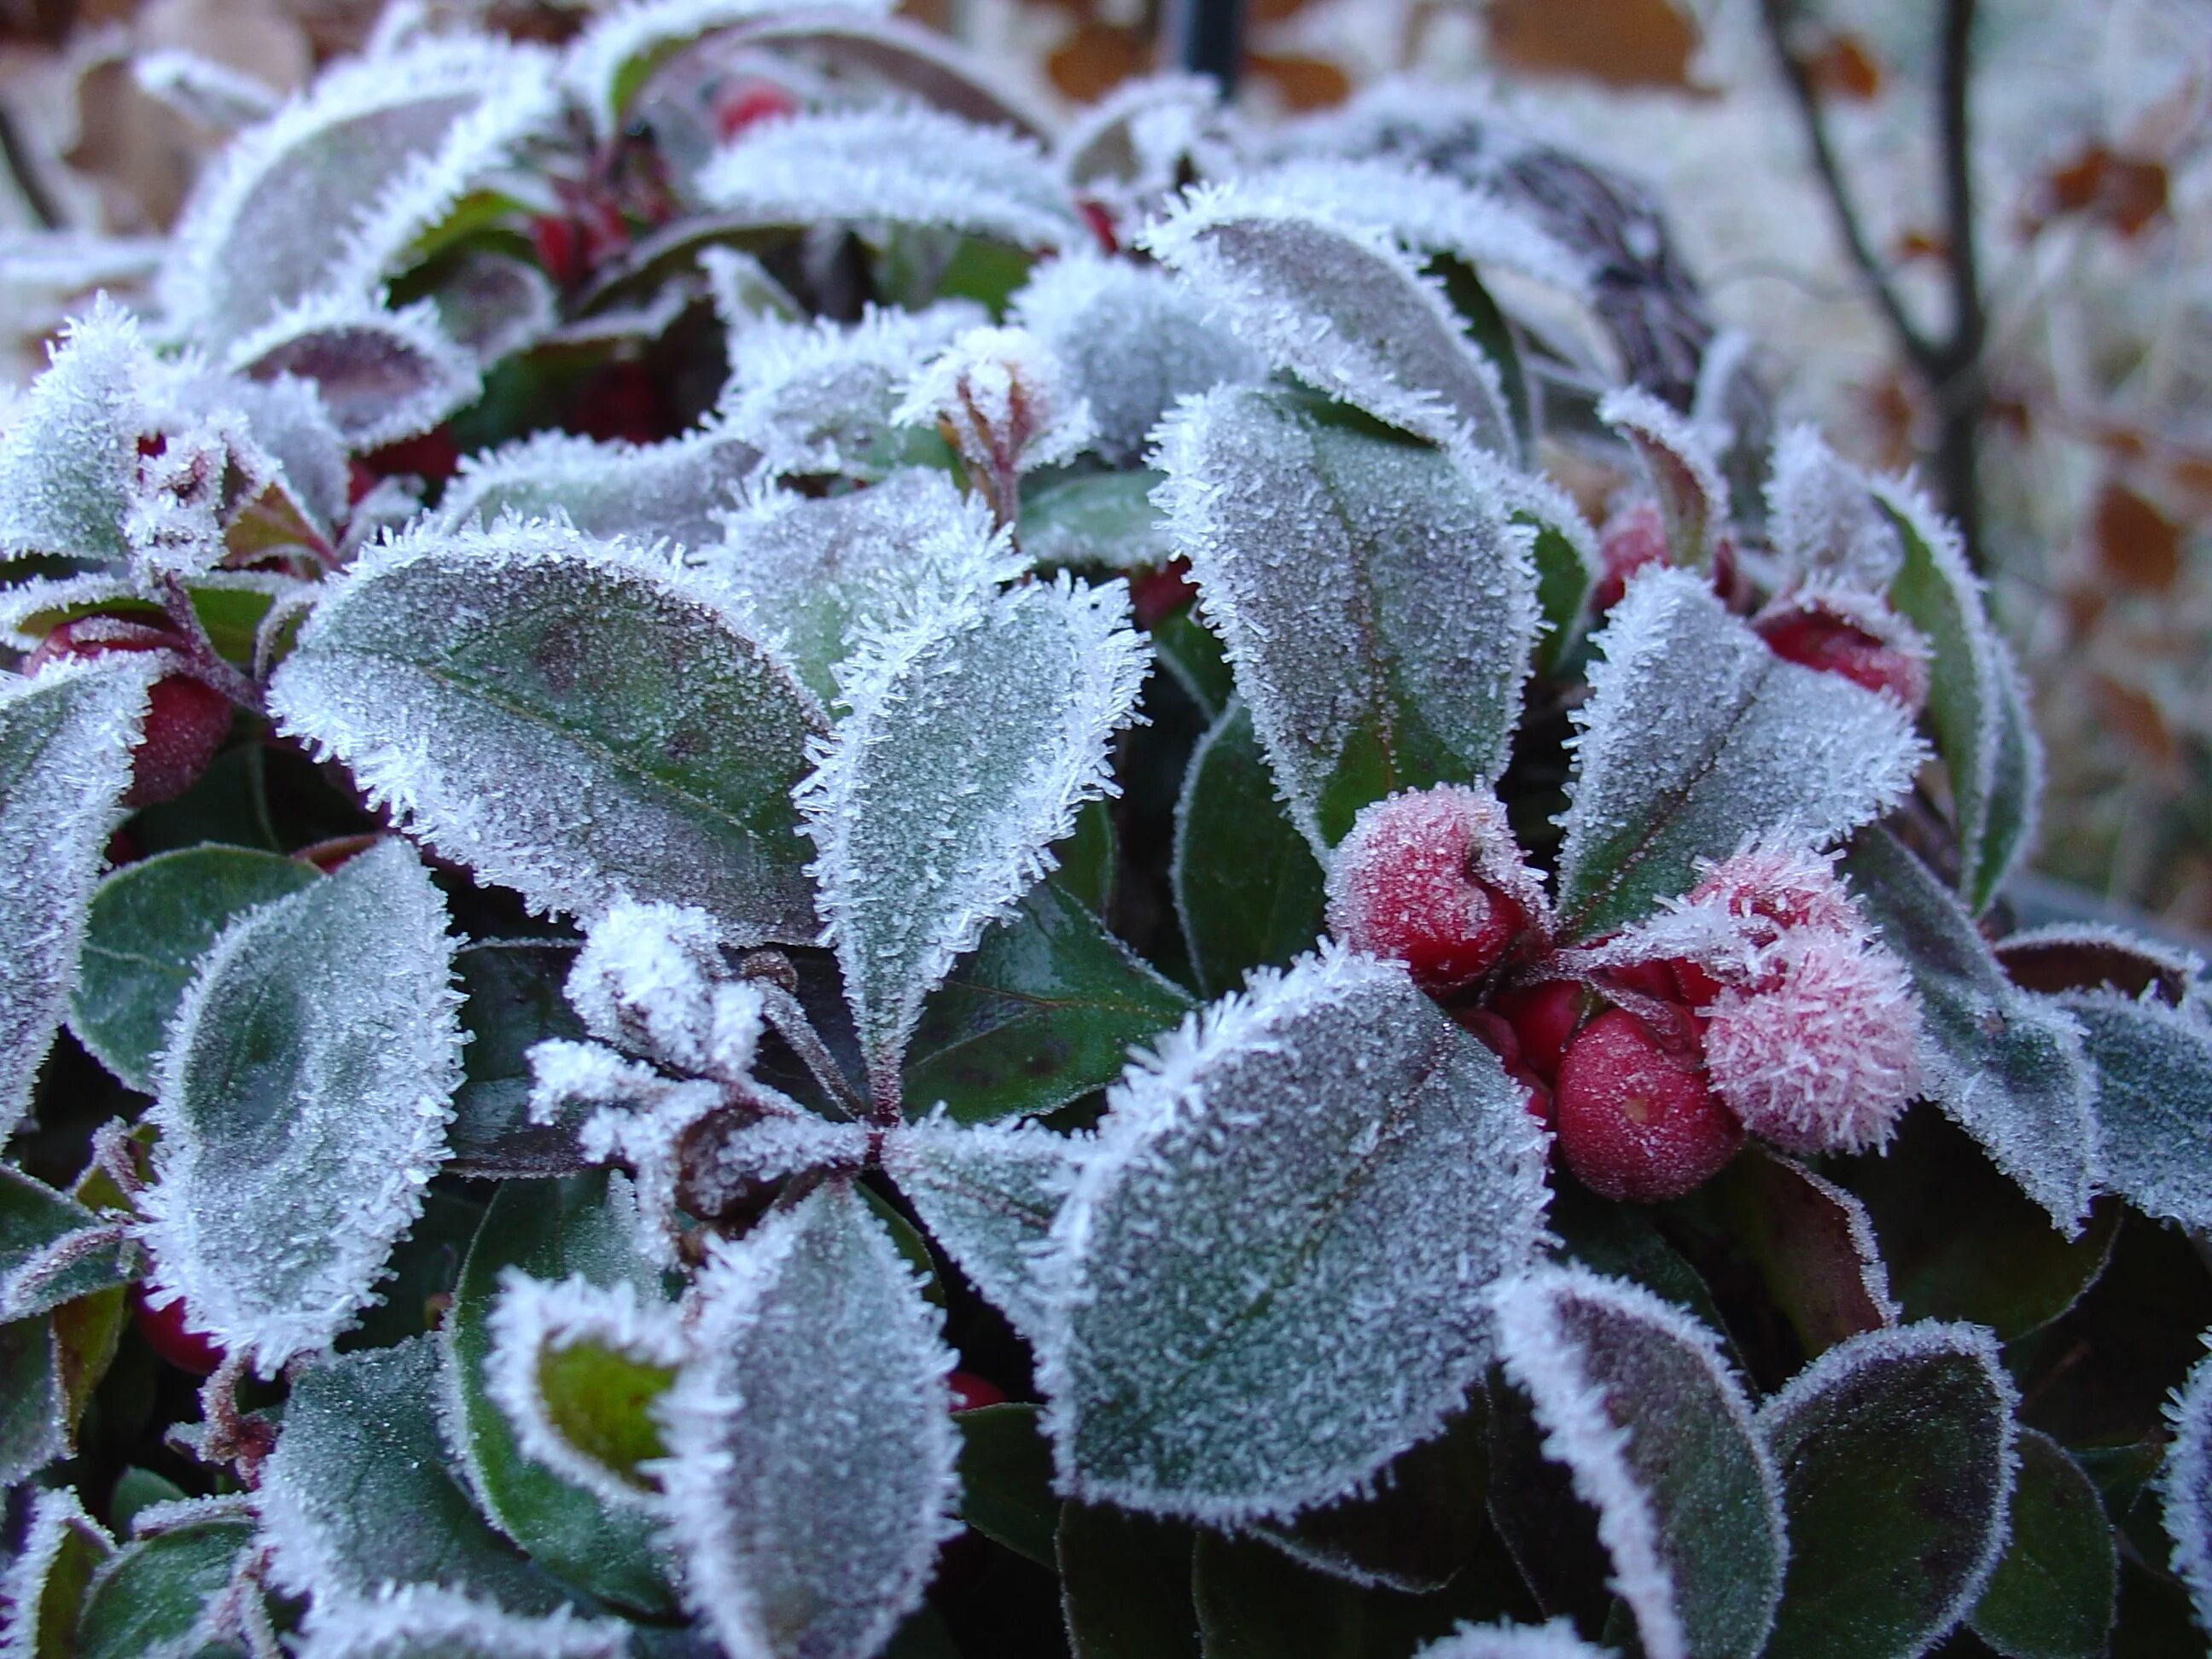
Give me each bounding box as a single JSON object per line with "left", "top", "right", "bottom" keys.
{"left": 1554, "top": 1007, "right": 1743, "bottom": 1202}
{"left": 1454, "top": 1007, "right": 1554, "bottom": 1126}
{"left": 1493, "top": 980, "right": 1587, "bottom": 1083}
{"left": 949, "top": 1371, "right": 1008, "bottom": 1412}
{"left": 1592, "top": 498, "right": 1669, "bottom": 613}
{"left": 131, "top": 1285, "right": 224, "bottom": 1377}
{"left": 1755, "top": 597, "right": 1930, "bottom": 712}
{"left": 27, "top": 619, "right": 231, "bottom": 807}
{"left": 713, "top": 78, "right": 800, "bottom": 140}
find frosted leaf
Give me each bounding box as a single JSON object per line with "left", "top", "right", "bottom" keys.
{"left": 698, "top": 105, "right": 1082, "bottom": 251}
{"left": 0, "top": 298, "right": 148, "bottom": 564}
{"left": 0, "top": 231, "right": 165, "bottom": 295}
{"left": 0, "top": 1486, "right": 114, "bottom": 1659}
{"left": 119, "top": 418, "right": 231, "bottom": 581}
{"left": 439, "top": 425, "right": 757, "bottom": 554}
{"left": 1764, "top": 427, "right": 1901, "bottom": 591}
{"left": 1057, "top": 73, "right": 1237, "bottom": 219}
{"left": 880, "top": 1111, "right": 1078, "bottom": 1344}
{"left": 0, "top": 1163, "right": 126, "bottom": 1321}
{"left": 698, "top": 246, "right": 800, "bottom": 329}
{"left": 484, "top": 1269, "right": 686, "bottom": 1509}
{"left": 1553, "top": 568, "right": 1925, "bottom": 940}
{"left": 796, "top": 571, "right": 1145, "bottom": 1094}
{"left": 1487, "top": 1265, "right": 1785, "bottom": 1659}
{"left": 1994, "top": 921, "right": 2207, "bottom": 1008}
{"left": 1842, "top": 830, "right": 2098, "bottom": 1234}
{"left": 1460, "top": 447, "right": 1599, "bottom": 667}
{"left": 652, "top": 1181, "right": 959, "bottom": 1659}
{"left": 1758, "top": 1322, "right": 2018, "bottom": 1659}
{"left": 0, "top": 658, "right": 151, "bottom": 1135}
{"left": 527, "top": 1038, "right": 672, "bottom": 1125}
{"left": 427, "top": 252, "right": 559, "bottom": 369}
{"left": 137, "top": 840, "right": 463, "bottom": 1373}
{"left": 133, "top": 49, "right": 282, "bottom": 130}
{"left": 721, "top": 303, "right": 984, "bottom": 480}
{"left": 565, "top": 900, "right": 765, "bottom": 1081}
{"left": 1033, "top": 946, "right": 1550, "bottom": 1522}
{"left": 1154, "top": 385, "right": 1540, "bottom": 851}
{"left": 2166, "top": 1341, "right": 2212, "bottom": 1639}
{"left": 269, "top": 517, "right": 827, "bottom": 944}
{"left": 67, "top": 1516, "right": 257, "bottom": 1659}
{"left": 2057, "top": 989, "right": 2212, "bottom": 1229}
{"left": 0, "top": 573, "right": 139, "bottom": 650}
{"left": 697, "top": 469, "right": 1003, "bottom": 704}
{"left": 1010, "top": 256, "right": 1263, "bottom": 465}
{"left": 894, "top": 325, "right": 1096, "bottom": 479}
{"left": 161, "top": 366, "right": 351, "bottom": 533}
{"left": 1019, "top": 470, "right": 1174, "bottom": 573}
{"left": 160, "top": 36, "right": 560, "bottom": 350}
{"left": 259, "top": 1336, "right": 576, "bottom": 1613}
{"left": 1140, "top": 182, "right": 1515, "bottom": 457}
{"left": 1414, "top": 1621, "right": 1615, "bottom": 1659}
{"left": 226, "top": 293, "right": 480, "bottom": 450}
{"left": 1598, "top": 387, "right": 1726, "bottom": 572}
{"left": 294, "top": 1586, "right": 632, "bottom": 1659}
{"left": 1874, "top": 474, "right": 2042, "bottom": 913}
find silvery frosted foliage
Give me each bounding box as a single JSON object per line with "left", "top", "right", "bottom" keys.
{"left": 652, "top": 1183, "right": 959, "bottom": 1659}
{"left": 1154, "top": 384, "right": 1540, "bottom": 851}
{"left": 1035, "top": 946, "right": 1549, "bottom": 1521}
{"left": 0, "top": 1487, "right": 112, "bottom": 1659}
{"left": 137, "top": 840, "right": 463, "bottom": 1373}
{"left": 1412, "top": 1623, "right": 1615, "bottom": 1659}
{"left": 133, "top": 49, "right": 282, "bottom": 131}
{"left": 1764, "top": 428, "right": 1903, "bottom": 592}
{"left": 225, "top": 292, "right": 482, "bottom": 449}
{"left": 293, "top": 1586, "right": 633, "bottom": 1659}
{"left": 1598, "top": 388, "right": 1726, "bottom": 571}
{"left": 1057, "top": 72, "right": 1238, "bottom": 218}
{"left": 563, "top": 901, "right": 767, "bottom": 1083}
{"left": 439, "top": 427, "right": 758, "bottom": 555}
{"left": 2167, "top": 1342, "right": 2212, "bottom": 1639}
{"left": 2055, "top": 989, "right": 2212, "bottom": 1229}
{"left": 0, "top": 658, "right": 150, "bottom": 1133}
{"left": 795, "top": 569, "right": 1146, "bottom": 1095}
{"left": 0, "top": 300, "right": 145, "bottom": 564}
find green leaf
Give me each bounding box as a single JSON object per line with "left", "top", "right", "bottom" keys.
{"left": 0, "top": 1313, "right": 67, "bottom": 1487}
{"left": 1698, "top": 1148, "right": 1897, "bottom": 1357}
{"left": 1151, "top": 606, "right": 1236, "bottom": 724}
{"left": 903, "top": 880, "right": 1192, "bottom": 1124}
{"left": 341, "top": 1187, "right": 482, "bottom": 1352}
{"left": 1, "top": 1489, "right": 114, "bottom": 1659}
{"left": 1052, "top": 795, "right": 1119, "bottom": 915}
{"left": 445, "top": 1172, "right": 679, "bottom": 1615}
{"left": 1969, "top": 1429, "right": 2116, "bottom": 1659}
{"left": 0, "top": 300, "right": 143, "bottom": 564}
{"left": 0, "top": 1162, "right": 125, "bottom": 1320}
{"left": 268, "top": 518, "right": 828, "bottom": 945}
{"left": 73, "top": 1517, "right": 253, "bottom": 1659}
{"left": 1520, "top": 509, "right": 1598, "bottom": 674}
{"left": 1758, "top": 1322, "right": 2018, "bottom": 1659}
{"left": 2054, "top": 989, "right": 2212, "bottom": 1230}
{"left": 1172, "top": 704, "right": 1328, "bottom": 1000}
{"left": 1191, "top": 1528, "right": 1503, "bottom": 1659}
{"left": 1155, "top": 387, "right": 1541, "bottom": 849}
{"left": 447, "top": 940, "right": 592, "bottom": 1179}
{"left": 68, "top": 845, "right": 320, "bottom": 1092}
{"left": 956, "top": 1402, "right": 1058, "bottom": 1567}
{"left": 1022, "top": 470, "right": 1174, "bottom": 571}
{"left": 437, "top": 425, "right": 759, "bottom": 556}
{"left": 882, "top": 1115, "right": 1070, "bottom": 1340}
{"left": 1431, "top": 258, "right": 1532, "bottom": 455}
{"left": 1058, "top": 1505, "right": 1202, "bottom": 1659}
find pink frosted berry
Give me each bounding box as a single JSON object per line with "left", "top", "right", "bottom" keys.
{"left": 1755, "top": 591, "right": 1931, "bottom": 713}
{"left": 1688, "top": 842, "right": 1865, "bottom": 945}
{"left": 1593, "top": 497, "right": 1670, "bottom": 613}
{"left": 1326, "top": 785, "right": 1546, "bottom": 991}
{"left": 1702, "top": 928, "right": 1922, "bottom": 1155}
{"left": 1555, "top": 1007, "right": 1743, "bottom": 1202}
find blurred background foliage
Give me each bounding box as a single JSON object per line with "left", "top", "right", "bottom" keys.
{"left": 0, "top": 0, "right": 2205, "bottom": 936}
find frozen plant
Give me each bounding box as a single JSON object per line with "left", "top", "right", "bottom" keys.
{"left": 0, "top": 14, "right": 2205, "bottom": 1659}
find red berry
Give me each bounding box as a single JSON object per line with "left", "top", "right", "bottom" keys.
{"left": 131, "top": 1285, "right": 224, "bottom": 1376}
{"left": 713, "top": 78, "right": 799, "bottom": 140}
{"left": 1326, "top": 786, "right": 1543, "bottom": 992}
{"left": 1554, "top": 1008, "right": 1743, "bottom": 1202}
{"left": 949, "top": 1371, "right": 1007, "bottom": 1412}
{"left": 1592, "top": 498, "right": 1669, "bottom": 613}
{"left": 530, "top": 212, "right": 585, "bottom": 289}
{"left": 1755, "top": 600, "right": 1929, "bottom": 712}
{"left": 1454, "top": 1007, "right": 1555, "bottom": 1126}
{"left": 1131, "top": 561, "right": 1198, "bottom": 629}
{"left": 1493, "top": 980, "right": 1587, "bottom": 1082}
{"left": 27, "top": 619, "right": 231, "bottom": 806}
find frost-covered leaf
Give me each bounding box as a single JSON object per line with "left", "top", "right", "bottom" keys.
{"left": 426, "top": 250, "right": 558, "bottom": 369}
{"left": 697, "top": 105, "right": 1081, "bottom": 250}
{"left": 1057, "top": 71, "right": 1231, "bottom": 218}
{"left": 68, "top": 845, "right": 319, "bottom": 1092}
{"left": 1142, "top": 185, "right": 1516, "bottom": 456}
{"left": 71, "top": 1516, "right": 253, "bottom": 1659}
{"left": 228, "top": 294, "right": 481, "bottom": 449}
{"left": 882, "top": 1112, "right": 1076, "bottom": 1341}
{"left": 160, "top": 36, "right": 560, "bottom": 349}
{"left": 2057, "top": 989, "right": 2212, "bottom": 1229}
{"left": 259, "top": 1335, "right": 579, "bottom": 1614}
{"left": 1758, "top": 1322, "right": 2018, "bottom": 1659}
{"left": 2167, "top": 1341, "right": 2212, "bottom": 1639}
{"left": 439, "top": 424, "right": 759, "bottom": 554}
{"left": 725, "top": 8, "right": 1049, "bottom": 137}
{"left": 1010, "top": 256, "right": 1263, "bottom": 465}
{"left": 0, "top": 300, "right": 148, "bottom": 565}
{"left": 1413, "top": 1621, "right": 1615, "bottom": 1659}
{"left": 1876, "top": 475, "right": 2041, "bottom": 913}
{"left": 270, "top": 517, "right": 826, "bottom": 944}
{"left": 1555, "top": 569, "right": 1924, "bottom": 939}
{"left": 0, "top": 1315, "right": 67, "bottom": 1487}
{"left": 562, "top": 0, "right": 847, "bottom": 138}
{"left": 0, "top": 659, "right": 152, "bottom": 1134}
{"left": 1765, "top": 428, "right": 1902, "bottom": 591}
{"left": 1057, "top": 1504, "right": 1201, "bottom": 1658}
{"left": 132, "top": 49, "right": 281, "bottom": 130}
{"left": 1019, "top": 470, "right": 1173, "bottom": 573}
{"left": 1842, "top": 830, "right": 2097, "bottom": 1234}
{"left": 653, "top": 1180, "right": 959, "bottom": 1659}
{"left": 1487, "top": 1265, "right": 1785, "bottom": 1659}
{"left": 795, "top": 571, "right": 1146, "bottom": 1097}
{"left": 1463, "top": 451, "right": 1598, "bottom": 672}
{"left": 1190, "top": 1528, "right": 1503, "bottom": 1657}
{"left": 0, "top": 1487, "right": 113, "bottom": 1659}
{"left": 447, "top": 1173, "right": 679, "bottom": 1615}
{"left": 0, "top": 1165, "right": 125, "bottom": 1323}
{"left": 181, "top": 366, "right": 351, "bottom": 533}
{"left": 485, "top": 1269, "right": 684, "bottom": 1508}
{"left": 448, "top": 942, "right": 596, "bottom": 1179}
{"left": 698, "top": 469, "right": 996, "bottom": 705}
{"left": 1703, "top": 1150, "right": 1895, "bottom": 1357}
{"left": 1968, "top": 1428, "right": 2116, "bottom": 1659}
{"left": 294, "top": 1585, "right": 633, "bottom": 1659}
{"left": 1994, "top": 922, "right": 2205, "bottom": 1005}
{"left": 1035, "top": 946, "right": 1549, "bottom": 1521}
{"left": 1155, "top": 387, "right": 1540, "bottom": 850}
{"left": 901, "top": 881, "right": 1193, "bottom": 1126}
{"left": 137, "top": 839, "right": 463, "bottom": 1372}
{"left": 1598, "top": 387, "right": 1725, "bottom": 571}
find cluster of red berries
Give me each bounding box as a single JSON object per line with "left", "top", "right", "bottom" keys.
{"left": 25, "top": 616, "right": 234, "bottom": 806}
{"left": 1330, "top": 791, "right": 1923, "bottom": 1202}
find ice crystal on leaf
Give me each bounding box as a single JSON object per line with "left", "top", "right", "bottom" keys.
{"left": 1155, "top": 385, "right": 1540, "bottom": 852}
{"left": 269, "top": 517, "right": 827, "bottom": 945}
{"left": 137, "top": 840, "right": 463, "bottom": 1374}
{"left": 1597, "top": 388, "right": 1726, "bottom": 572}
{"left": 795, "top": 570, "right": 1146, "bottom": 1097}
{"left": 698, "top": 105, "right": 1082, "bottom": 251}
{"left": 1763, "top": 427, "right": 1902, "bottom": 591}
{"left": 1142, "top": 182, "right": 1516, "bottom": 457}
{"left": 0, "top": 1487, "right": 113, "bottom": 1659}
{"left": 1554, "top": 568, "right": 1925, "bottom": 940}
{"left": 1033, "top": 946, "right": 1549, "bottom": 1522}
{"left": 565, "top": 901, "right": 765, "bottom": 1082}
{"left": 1057, "top": 72, "right": 1237, "bottom": 220}
{"left": 439, "top": 425, "right": 759, "bottom": 555}
{"left": 132, "top": 49, "right": 282, "bottom": 131}
{"left": 1487, "top": 1266, "right": 1785, "bottom": 1659}
{"left": 2056, "top": 989, "right": 2212, "bottom": 1230}
{"left": 226, "top": 293, "right": 481, "bottom": 450}
{"left": 294, "top": 1585, "right": 633, "bottom": 1659}
{"left": 1413, "top": 1621, "right": 1616, "bottom": 1659}
{"left": 652, "top": 1182, "right": 959, "bottom": 1659}
{"left": 894, "top": 325, "right": 1097, "bottom": 480}
{"left": 0, "top": 298, "right": 148, "bottom": 565}
{"left": 0, "top": 658, "right": 151, "bottom": 1134}
{"left": 2166, "top": 1341, "right": 2212, "bottom": 1639}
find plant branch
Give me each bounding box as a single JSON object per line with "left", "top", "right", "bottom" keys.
{"left": 739, "top": 952, "right": 869, "bottom": 1121}
{"left": 158, "top": 573, "right": 267, "bottom": 712}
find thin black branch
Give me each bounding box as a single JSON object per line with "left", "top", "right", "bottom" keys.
{"left": 1935, "top": 0, "right": 1984, "bottom": 376}
{"left": 0, "top": 103, "right": 60, "bottom": 230}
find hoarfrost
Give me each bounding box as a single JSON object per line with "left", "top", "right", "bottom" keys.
{"left": 226, "top": 292, "right": 480, "bottom": 450}
{"left": 2057, "top": 988, "right": 2212, "bottom": 1229}
{"left": 1033, "top": 946, "right": 1550, "bottom": 1522}
{"left": 1554, "top": 568, "right": 1925, "bottom": 939}
{"left": 133, "top": 49, "right": 282, "bottom": 131}
{"left": 565, "top": 900, "right": 765, "bottom": 1081}
{"left": 1598, "top": 387, "right": 1726, "bottom": 571}
{"left": 795, "top": 571, "right": 1147, "bottom": 1094}
{"left": 1154, "top": 384, "right": 1540, "bottom": 851}
{"left": 2165, "top": 1340, "right": 2212, "bottom": 1639}
{"left": 0, "top": 1487, "right": 113, "bottom": 1659}
{"left": 1763, "top": 427, "right": 1901, "bottom": 591}
{"left": 0, "top": 298, "right": 147, "bottom": 564}
{"left": 894, "top": 325, "right": 1097, "bottom": 477}
{"left": 294, "top": 1585, "right": 632, "bottom": 1659}
{"left": 1057, "top": 73, "right": 1236, "bottom": 218}
{"left": 1414, "top": 1622, "right": 1615, "bottom": 1659}
{"left": 652, "top": 1182, "right": 959, "bottom": 1659}
{"left": 440, "top": 426, "right": 757, "bottom": 555}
